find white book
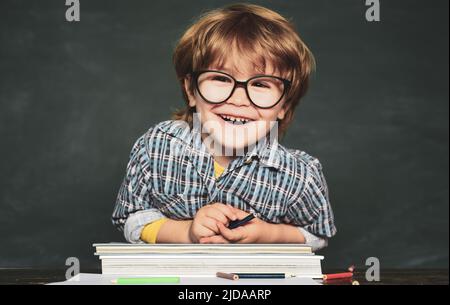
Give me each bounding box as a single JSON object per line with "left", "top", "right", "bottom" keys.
{"left": 93, "top": 243, "right": 323, "bottom": 278}
{"left": 99, "top": 255, "right": 323, "bottom": 268}
{"left": 93, "top": 243, "right": 313, "bottom": 255}
{"left": 100, "top": 263, "right": 323, "bottom": 278}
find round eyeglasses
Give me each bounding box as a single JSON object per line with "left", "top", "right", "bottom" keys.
{"left": 191, "top": 70, "right": 291, "bottom": 109}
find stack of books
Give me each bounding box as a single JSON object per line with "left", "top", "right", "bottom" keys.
{"left": 93, "top": 243, "right": 324, "bottom": 278}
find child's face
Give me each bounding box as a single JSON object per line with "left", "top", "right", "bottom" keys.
{"left": 185, "top": 53, "right": 287, "bottom": 153}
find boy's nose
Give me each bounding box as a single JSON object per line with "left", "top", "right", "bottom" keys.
{"left": 228, "top": 86, "right": 251, "bottom": 106}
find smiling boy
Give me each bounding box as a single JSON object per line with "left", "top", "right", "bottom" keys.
{"left": 112, "top": 3, "right": 336, "bottom": 250}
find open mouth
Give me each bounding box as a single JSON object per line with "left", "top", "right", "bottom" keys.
{"left": 218, "top": 114, "right": 253, "bottom": 125}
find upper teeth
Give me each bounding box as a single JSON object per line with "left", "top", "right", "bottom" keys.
{"left": 221, "top": 114, "right": 250, "bottom": 123}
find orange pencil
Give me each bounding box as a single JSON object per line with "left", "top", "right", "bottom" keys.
{"left": 323, "top": 272, "right": 353, "bottom": 280}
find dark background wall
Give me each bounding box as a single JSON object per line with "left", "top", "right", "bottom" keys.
{"left": 0, "top": 0, "right": 448, "bottom": 270}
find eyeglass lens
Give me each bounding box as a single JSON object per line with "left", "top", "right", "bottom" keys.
{"left": 197, "top": 71, "right": 285, "bottom": 108}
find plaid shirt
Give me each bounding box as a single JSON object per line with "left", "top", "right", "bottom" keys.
{"left": 112, "top": 120, "right": 336, "bottom": 247}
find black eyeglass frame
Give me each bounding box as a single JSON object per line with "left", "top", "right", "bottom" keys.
{"left": 191, "top": 70, "right": 292, "bottom": 109}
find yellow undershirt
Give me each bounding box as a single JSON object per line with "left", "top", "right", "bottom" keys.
{"left": 213, "top": 160, "right": 225, "bottom": 178}
{"left": 141, "top": 161, "right": 225, "bottom": 243}
{"left": 140, "top": 218, "right": 169, "bottom": 243}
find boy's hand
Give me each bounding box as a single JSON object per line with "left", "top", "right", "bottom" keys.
{"left": 188, "top": 203, "right": 238, "bottom": 243}
{"left": 199, "top": 207, "right": 271, "bottom": 244}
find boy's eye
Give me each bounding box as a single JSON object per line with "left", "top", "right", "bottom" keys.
{"left": 212, "top": 75, "right": 232, "bottom": 83}
{"left": 251, "top": 81, "right": 271, "bottom": 89}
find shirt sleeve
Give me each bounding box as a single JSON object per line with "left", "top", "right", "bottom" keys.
{"left": 286, "top": 155, "right": 337, "bottom": 238}
{"left": 111, "top": 131, "right": 166, "bottom": 243}
{"left": 298, "top": 227, "right": 328, "bottom": 251}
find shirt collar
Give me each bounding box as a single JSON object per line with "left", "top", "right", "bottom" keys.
{"left": 157, "top": 120, "right": 283, "bottom": 170}
{"left": 244, "top": 134, "right": 282, "bottom": 170}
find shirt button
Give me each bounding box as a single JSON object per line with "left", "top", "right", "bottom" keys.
{"left": 244, "top": 156, "right": 254, "bottom": 164}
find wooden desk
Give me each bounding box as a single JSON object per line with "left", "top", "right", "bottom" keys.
{"left": 0, "top": 269, "right": 447, "bottom": 285}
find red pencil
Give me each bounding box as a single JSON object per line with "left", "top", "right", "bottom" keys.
{"left": 323, "top": 272, "right": 353, "bottom": 280}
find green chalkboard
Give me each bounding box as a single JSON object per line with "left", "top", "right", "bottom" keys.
{"left": 0, "top": 0, "right": 448, "bottom": 269}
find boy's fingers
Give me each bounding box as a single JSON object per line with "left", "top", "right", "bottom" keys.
{"left": 200, "top": 235, "right": 229, "bottom": 244}
{"left": 217, "top": 222, "right": 243, "bottom": 242}
{"left": 200, "top": 227, "right": 217, "bottom": 237}
{"left": 200, "top": 236, "right": 211, "bottom": 244}
{"left": 212, "top": 236, "right": 230, "bottom": 244}
{"left": 212, "top": 203, "right": 238, "bottom": 221}
{"left": 205, "top": 208, "right": 229, "bottom": 225}
{"left": 201, "top": 217, "right": 219, "bottom": 234}
{"left": 199, "top": 237, "right": 210, "bottom": 244}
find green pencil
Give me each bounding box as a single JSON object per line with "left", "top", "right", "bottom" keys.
{"left": 111, "top": 277, "right": 180, "bottom": 285}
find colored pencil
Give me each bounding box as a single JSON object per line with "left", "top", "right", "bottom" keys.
{"left": 216, "top": 272, "right": 239, "bottom": 280}
{"left": 323, "top": 272, "right": 353, "bottom": 280}
{"left": 111, "top": 277, "right": 180, "bottom": 284}
{"left": 234, "top": 273, "right": 296, "bottom": 279}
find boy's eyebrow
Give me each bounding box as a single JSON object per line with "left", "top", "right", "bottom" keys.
{"left": 210, "top": 61, "right": 265, "bottom": 74}
{"left": 210, "top": 65, "right": 238, "bottom": 74}
{"left": 210, "top": 65, "right": 283, "bottom": 78}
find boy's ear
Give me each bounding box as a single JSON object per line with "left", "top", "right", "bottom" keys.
{"left": 183, "top": 76, "right": 196, "bottom": 107}
{"left": 277, "top": 103, "right": 287, "bottom": 121}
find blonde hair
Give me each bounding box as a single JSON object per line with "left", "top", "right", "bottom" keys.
{"left": 172, "top": 3, "right": 315, "bottom": 137}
